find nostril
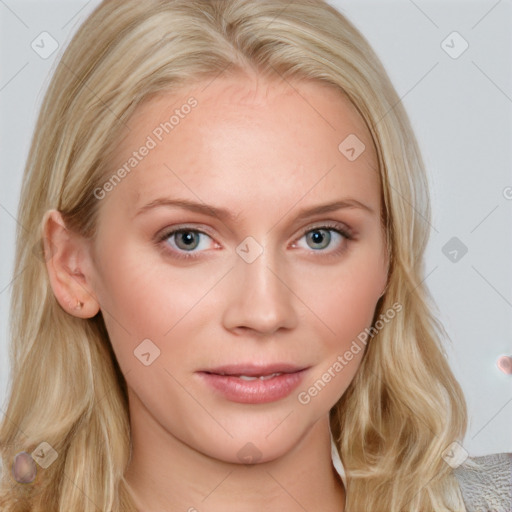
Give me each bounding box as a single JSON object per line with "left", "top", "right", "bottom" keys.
{"left": 496, "top": 355, "right": 512, "bottom": 375}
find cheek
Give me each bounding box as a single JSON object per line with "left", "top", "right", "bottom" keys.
{"left": 89, "top": 239, "right": 168, "bottom": 361}
{"left": 295, "top": 261, "right": 382, "bottom": 408}
{"left": 299, "top": 251, "right": 385, "bottom": 343}
{"left": 92, "top": 240, "right": 221, "bottom": 369}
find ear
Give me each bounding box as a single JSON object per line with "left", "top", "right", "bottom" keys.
{"left": 42, "top": 209, "right": 100, "bottom": 318}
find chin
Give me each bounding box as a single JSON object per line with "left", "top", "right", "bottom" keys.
{"left": 191, "top": 419, "right": 313, "bottom": 466}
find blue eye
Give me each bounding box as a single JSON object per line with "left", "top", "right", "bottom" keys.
{"left": 305, "top": 228, "right": 333, "bottom": 250}
{"left": 156, "top": 222, "right": 353, "bottom": 261}
{"left": 163, "top": 229, "right": 213, "bottom": 254}
{"left": 171, "top": 230, "right": 203, "bottom": 251}
{"left": 296, "top": 224, "right": 352, "bottom": 253}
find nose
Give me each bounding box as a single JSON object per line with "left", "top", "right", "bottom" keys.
{"left": 221, "top": 243, "right": 298, "bottom": 336}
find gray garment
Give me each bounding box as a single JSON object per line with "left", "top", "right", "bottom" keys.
{"left": 453, "top": 453, "right": 512, "bottom": 512}
{"left": 331, "top": 432, "right": 512, "bottom": 510}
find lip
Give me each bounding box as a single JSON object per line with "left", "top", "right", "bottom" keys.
{"left": 203, "top": 363, "right": 307, "bottom": 377}
{"left": 197, "top": 364, "right": 309, "bottom": 404}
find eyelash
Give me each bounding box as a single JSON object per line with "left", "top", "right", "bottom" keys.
{"left": 155, "top": 222, "right": 354, "bottom": 262}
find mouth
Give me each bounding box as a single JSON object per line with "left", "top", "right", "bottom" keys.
{"left": 202, "top": 363, "right": 307, "bottom": 379}
{"left": 197, "top": 364, "right": 309, "bottom": 404}
{"left": 220, "top": 372, "right": 283, "bottom": 381}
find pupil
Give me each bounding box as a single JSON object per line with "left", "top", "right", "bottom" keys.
{"left": 182, "top": 232, "right": 194, "bottom": 244}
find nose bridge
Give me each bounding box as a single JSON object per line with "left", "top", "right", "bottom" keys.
{"left": 222, "top": 238, "right": 298, "bottom": 335}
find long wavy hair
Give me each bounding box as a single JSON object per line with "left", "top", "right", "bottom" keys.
{"left": 0, "top": 0, "right": 467, "bottom": 510}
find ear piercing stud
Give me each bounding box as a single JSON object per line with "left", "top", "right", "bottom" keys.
{"left": 75, "top": 300, "right": 84, "bottom": 310}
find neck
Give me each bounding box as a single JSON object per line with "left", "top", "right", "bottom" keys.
{"left": 124, "top": 392, "right": 345, "bottom": 512}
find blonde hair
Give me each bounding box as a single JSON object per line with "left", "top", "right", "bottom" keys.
{"left": 0, "top": 0, "right": 467, "bottom": 510}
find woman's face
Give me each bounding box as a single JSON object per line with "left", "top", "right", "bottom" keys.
{"left": 83, "top": 74, "right": 388, "bottom": 463}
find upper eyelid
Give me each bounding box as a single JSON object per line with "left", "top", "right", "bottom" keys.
{"left": 159, "top": 221, "right": 353, "bottom": 246}
{"left": 297, "top": 221, "right": 353, "bottom": 236}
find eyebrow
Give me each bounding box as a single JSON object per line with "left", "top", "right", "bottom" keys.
{"left": 135, "top": 197, "right": 375, "bottom": 222}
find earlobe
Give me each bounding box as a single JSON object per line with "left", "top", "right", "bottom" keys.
{"left": 41, "top": 209, "right": 100, "bottom": 318}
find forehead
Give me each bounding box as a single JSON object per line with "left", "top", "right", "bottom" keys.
{"left": 105, "top": 74, "right": 381, "bottom": 218}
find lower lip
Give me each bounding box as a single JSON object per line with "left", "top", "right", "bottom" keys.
{"left": 198, "top": 370, "right": 307, "bottom": 404}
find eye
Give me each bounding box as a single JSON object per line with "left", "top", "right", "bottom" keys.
{"left": 293, "top": 222, "right": 353, "bottom": 254}
{"left": 156, "top": 221, "right": 354, "bottom": 261}
{"left": 157, "top": 227, "right": 216, "bottom": 260}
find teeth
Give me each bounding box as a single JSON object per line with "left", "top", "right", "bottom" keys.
{"left": 238, "top": 373, "right": 282, "bottom": 381}
{"left": 260, "top": 372, "right": 282, "bottom": 380}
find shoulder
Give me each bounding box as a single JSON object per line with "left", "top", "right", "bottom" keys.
{"left": 453, "top": 452, "right": 512, "bottom": 512}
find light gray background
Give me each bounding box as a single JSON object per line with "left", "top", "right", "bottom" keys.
{"left": 1, "top": 0, "right": 511, "bottom": 456}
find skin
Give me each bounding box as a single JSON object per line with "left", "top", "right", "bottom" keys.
{"left": 44, "top": 72, "right": 388, "bottom": 512}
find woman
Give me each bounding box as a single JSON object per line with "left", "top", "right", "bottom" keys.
{"left": 0, "top": 1, "right": 510, "bottom": 510}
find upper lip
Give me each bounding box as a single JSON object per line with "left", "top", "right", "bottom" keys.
{"left": 199, "top": 363, "right": 308, "bottom": 377}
